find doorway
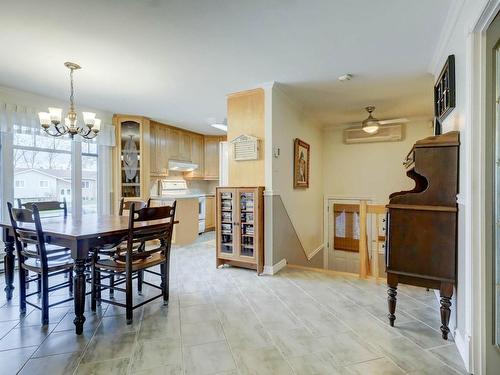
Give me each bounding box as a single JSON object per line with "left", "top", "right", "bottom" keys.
{"left": 326, "top": 198, "right": 384, "bottom": 277}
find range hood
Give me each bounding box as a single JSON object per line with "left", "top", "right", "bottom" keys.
{"left": 168, "top": 160, "right": 199, "bottom": 172}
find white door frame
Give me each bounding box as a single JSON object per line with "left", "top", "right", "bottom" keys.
{"left": 470, "top": 1, "right": 500, "bottom": 373}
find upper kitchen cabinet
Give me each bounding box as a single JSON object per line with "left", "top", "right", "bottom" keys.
{"left": 187, "top": 134, "right": 204, "bottom": 178}
{"left": 169, "top": 128, "right": 192, "bottom": 162}
{"left": 180, "top": 132, "right": 192, "bottom": 161}
{"left": 204, "top": 135, "right": 223, "bottom": 180}
{"left": 146, "top": 118, "right": 226, "bottom": 180}
{"left": 112, "top": 114, "right": 151, "bottom": 213}
{"left": 150, "top": 121, "right": 168, "bottom": 177}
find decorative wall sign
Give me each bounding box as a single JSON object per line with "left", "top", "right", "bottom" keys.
{"left": 230, "top": 134, "right": 260, "bottom": 161}
{"left": 294, "top": 138, "right": 310, "bottom": 188}
{"left": 434, "top": 55, "right": 456, "bottom": 122}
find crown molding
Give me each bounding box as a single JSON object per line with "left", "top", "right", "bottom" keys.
{"left": 428, "top": 0, "right": 465, "bottom": 75}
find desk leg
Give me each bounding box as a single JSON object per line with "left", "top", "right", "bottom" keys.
{"left": 73, "top": 259, "right": 86, "bottom": 335}
{"left": 3, "top": 230, "right": 15, "bottom": 301}
{"left": 439, "top": 282, "right": 453, "bottom": 340}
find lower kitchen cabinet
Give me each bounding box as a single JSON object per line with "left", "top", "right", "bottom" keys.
{"left": 216, "top": 187, "right": 264, "bottom": 274}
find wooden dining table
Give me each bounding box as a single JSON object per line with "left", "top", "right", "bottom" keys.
{"left": 0, "top": 214, "right": 172, "bottom": 334}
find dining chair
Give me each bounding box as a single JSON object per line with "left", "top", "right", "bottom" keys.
{"left": 7, "top": 202, "right": 74, "bottom": 325}
{"left": 90, "top": 201, "right": 176, "bottom": 324}
{"left": 118, "top": 197, "right": 151, "bottom": 216}
{"left": 101, "top": 197, "right": 152, "bottom": 297}
{"left": 16, "top": 199, "right": 72, "bottom": 293}
{"left": 18, "top": 198, "right": 68, "bottom": 217}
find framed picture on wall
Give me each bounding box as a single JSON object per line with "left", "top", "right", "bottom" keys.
{"left": 294, "top": 138, "right": 310, "bottom": 188}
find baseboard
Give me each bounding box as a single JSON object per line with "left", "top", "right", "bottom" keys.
{"left": 306, "top": 244, "right": 324, "bottom": 260}
{"left": 432, "top": 290, "right": 470, "bottom": 371}
{"left": 263, "top": 258, "right": 287, "bottom": 275}
{"left": 453, "top": 328, "right": 471, "bottom": 373}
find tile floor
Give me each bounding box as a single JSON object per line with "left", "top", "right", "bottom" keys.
{"left": 0, "top": 233, "right": 467, "bottom": 374}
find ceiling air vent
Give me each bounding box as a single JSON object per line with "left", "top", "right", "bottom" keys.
{"left": 343, "top": 124, "right": 404, "bottom": 144}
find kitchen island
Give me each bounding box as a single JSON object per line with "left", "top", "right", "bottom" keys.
{"left": 150, "top": 196, "right": 199, "bottom": 246}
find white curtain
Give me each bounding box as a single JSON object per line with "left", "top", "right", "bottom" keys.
{"left": 0, "top": 102, "right": 115, "bottom": 146}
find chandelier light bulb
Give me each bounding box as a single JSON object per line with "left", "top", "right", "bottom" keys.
{"left": 93, "top": 118, "right": 101, "bottom": 132}
{"left": 48, "top": 107, "right": 62, "bottom": 123}
{"left": 82, "top": 112, "right": 96, "bottom": 126}
{"left": 38, "top": 112, "right": 51, "bottom": 127}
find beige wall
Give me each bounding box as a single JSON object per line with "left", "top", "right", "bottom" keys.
{"left": 227, "top": 88, "right": 265, "bottom": 186}
{"left": 323, "top": 121, "right": 433, "bottom": 203}
{"left": 271, "top": 86, "right": 324, "bottom": 263}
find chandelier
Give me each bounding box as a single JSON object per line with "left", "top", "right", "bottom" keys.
{"left": 38, "top": 62, "right": 100, "bottom": 139}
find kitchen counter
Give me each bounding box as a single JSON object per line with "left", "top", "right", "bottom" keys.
{"left": 150, "top": 193, "right": 214, "bottom": 200}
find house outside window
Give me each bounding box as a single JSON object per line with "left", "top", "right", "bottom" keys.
{"left": 39, "top": 180, "right": 49, "bottom": 188}
{"left": 15, "top": 180, "right": 24, "bottom": 188}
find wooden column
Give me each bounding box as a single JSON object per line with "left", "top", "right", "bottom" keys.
{"left": 359, "top": 200, "right": 369, "bottom": 278}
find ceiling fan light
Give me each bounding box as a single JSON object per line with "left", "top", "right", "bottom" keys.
{"left": 362, "top": 124, "right": 379, "bottom": 134}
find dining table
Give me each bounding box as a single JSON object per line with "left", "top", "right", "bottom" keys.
{"left": 0, "top": 213, "right": 173, "bottom": 334}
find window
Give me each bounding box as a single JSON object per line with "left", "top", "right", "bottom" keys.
{"left": 82, "top": 142, "right": 98, "bottom": 214}
{"left": 15, "top": 180, "right": 25, "bottom": 188}
{"left": 60, "top": 189, "right": 65, "bottom": 195}
{"left": 13, "top": 126, "right": 72, "bottom": 205}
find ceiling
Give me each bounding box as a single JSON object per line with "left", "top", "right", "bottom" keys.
{"left": 0, "top": 0, "right": 452, "bottom": 134}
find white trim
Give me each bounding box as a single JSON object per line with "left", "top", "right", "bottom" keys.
{"left": 71, "top": 141, "right": 82, "bottom": 217}
{"left": 263, "top": 189, "right": 279, "bottom": 196}
{"left": 455, "top": 328, "right": 472, "bottom": 371}
{"left": 306, "top": 244, "right": 324, "bottom": 260}
{"left": 262, "top": 258, "right": 287, "bottom": 275}
{"left": 469, "top": 2, "right": 500, "bottom": 373}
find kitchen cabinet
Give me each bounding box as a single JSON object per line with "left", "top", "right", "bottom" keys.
{"left": 169, "top": 129, "right": 191, "bottom": 162}
{"left": 112, "top": 114, "right": 151, "bottom": 214}
{"left": 216, "top": 187, "right": 264, "bottom": 274}
{"left": 147, "top": 118, "right": 225, "bottom": 180}
{"left": 179, "top": 132, "right": 192, "bottom": 161}
{"left": 188, "top": 134, "right": 204, "bottom": 178}
{"left": 168, "top": 128, "right": 181, "bottom": 160}
{"left": 150, "top": 122, "right": 168, "bottom": 176}
{"left": 205, "top": 196, "right": 215, "bottom": 230}
{"left": 204, "top": 136, "right": 221, "bottom": 180}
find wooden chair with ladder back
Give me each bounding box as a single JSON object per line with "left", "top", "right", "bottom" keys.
{"left": 96, "top": 197, "right": 152, "bottom": 299}
{"left": 7, "top": 202, "right": 74, "bottom": 325}
{"left": 90, "top": 201, "right": 176, "bottom": 324}
{"left": 17, "top": 198, "right": 68, "bottom": 217}
{"left": 16, "top": 198, "right": 72, "bottom": 294}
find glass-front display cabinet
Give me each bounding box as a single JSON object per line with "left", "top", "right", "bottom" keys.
{"left": 113, "top": 114, "right": 150, "bottom": 214}
{"left": 216, "top": 186, "right": 264, "bottom": 274}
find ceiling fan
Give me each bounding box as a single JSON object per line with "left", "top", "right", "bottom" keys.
{"left": 360, "top": 106, "right": 408, "bottom": 134}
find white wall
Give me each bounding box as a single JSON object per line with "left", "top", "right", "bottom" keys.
{"left": 323, "top": 121, "right": 433, "bottom": 203}
{"left": 428, "top": 1, "right": 492, "bottom": 371}
{"left": 271, "top": 85, "right": 324, "bottom": 261}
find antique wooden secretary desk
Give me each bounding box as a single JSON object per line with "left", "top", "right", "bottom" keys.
{"left": 385, "top": 131, "right": 459, "bottom": 340}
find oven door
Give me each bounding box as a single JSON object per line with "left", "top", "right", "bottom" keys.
{"left": 198, "top": 197, "right": 206, "bottom": 220}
